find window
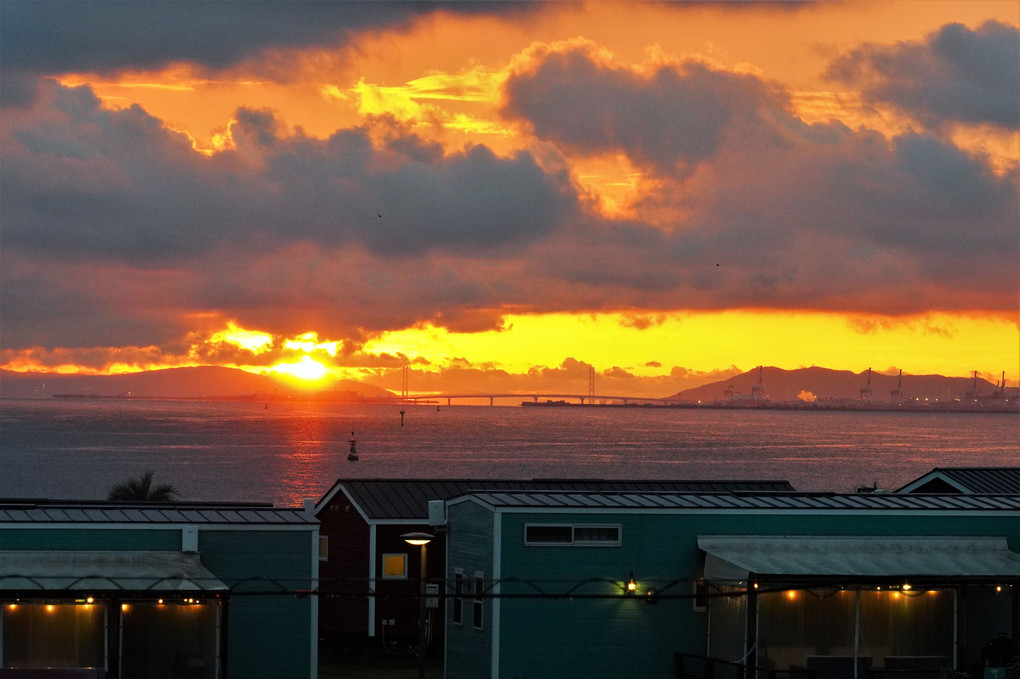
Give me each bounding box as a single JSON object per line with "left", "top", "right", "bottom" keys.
{"left": 452, "top": 569, "right": 464, "bottom": 625}
{"left": 2, "top": 602, "right": 105, "bottom": 669}
{"left": 754, "top": 588, "right": 956, "bottom": 672}
{"left": 472, "top": 572, "right": 484, "bottom": 629}
{"left": 318, "top": 535, "right": 329, "bottom": 561}
{"left": 692, "top": 580, "right": 709, "bottom": 612}
{"left": 120, "top": 602, "right": 219, "bottom": 679}
{"left": 382, "top": 553, "right": 407, "bottom": 578}
{"left": 525, "top": 525, "right": 572, "bottom": 544}
{"left": 2, "top": 599, "right": 221, "bottom": 678}
{"left": 525, "top": 524, "right": 621, "bottom": 546}
{"left": 573, "top": 526, "right": 620, "bottom": 544}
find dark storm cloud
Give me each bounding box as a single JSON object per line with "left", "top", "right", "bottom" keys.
{"left": 828, "top": 20, "right": 1020, "bottom": 130}
{"left": 0, "top": 82, "right": 577, "bottom": 263}
{"left": 1, "top": 84, "right": 251, "bottom": 260}
{"left": 0, "top": 1, "right": 537, "bottom": 107}
{"left": 3, "top": 29, "right": 1016, "bottom": 355}
{"left": 495, "top": 41, "right": 1016, "bottom": 314}
{"left": 0, "top": 78, "right": 579, "bottom": 349}
{"left": 1, "top": 2, "right": 404, "bottom": 73}
{"left": 498, "top": 120, "right": 1016, "bottom": 316}
{"left": 502, "top": 42, "right": 778, "bottom": 174}
{"left": 253, "top": 121, "right": 578, "bottom": 255}
{"left": 0, "top": 251, "right": 195, "bottom": 349}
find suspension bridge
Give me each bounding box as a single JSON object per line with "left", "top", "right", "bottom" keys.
{"left": 396, "top": 365, "right": 676, "bottom": 406}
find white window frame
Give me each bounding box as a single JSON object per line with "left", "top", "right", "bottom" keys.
{"left": 452, "top": 569, "right": 464, "bottom": 626}
{"left": 472, "top": 571, "right": 484, "bottom": 630}
{"left": 692, "top": 579, "right": 709, "bottom": 613}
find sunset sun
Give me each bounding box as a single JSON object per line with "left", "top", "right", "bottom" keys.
{"left": 272, "top": 356, "right": 330, "bottom": 383}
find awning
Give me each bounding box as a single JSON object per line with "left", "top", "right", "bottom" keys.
{"left": 0, "top": 550, "right": 228, "bottom": 591}
{"left": 698, "top": 536, "right": 1020, "bottom": 584}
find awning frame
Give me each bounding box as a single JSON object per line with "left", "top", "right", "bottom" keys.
{"left": 0, "top": 550, "right": 229, "bottom": 594}
{"left": 698, "top": 535, "right": 1020, "bottom": 586}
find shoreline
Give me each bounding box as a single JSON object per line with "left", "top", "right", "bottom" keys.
{"left": 0, "top": 394, "right": 1015, "bottom": 414}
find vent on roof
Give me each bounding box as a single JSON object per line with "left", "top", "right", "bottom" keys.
{"left": 531, "top": 478, "right": 605, "bottom": 483}
{"left": 182, "top": 525, "right": 198, "bottom": 553}
{"left": 428, "top": 500, "right": 446, "bottom": 526}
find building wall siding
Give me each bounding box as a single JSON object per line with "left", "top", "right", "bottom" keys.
{"left": 447, "top": 501, "right": 497, "bottom": 679}
{"left": 317, "top": 497, "right": 372, "bottom": 639}
{"left": 198, "top": 529, "right": 316, "bottom": 679}
{"left": 461, "top": 507, "right": 1020, "bottom": 679}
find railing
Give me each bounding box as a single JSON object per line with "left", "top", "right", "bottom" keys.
{"left": 675, "top": 652, "right": 817, "bottom": 679}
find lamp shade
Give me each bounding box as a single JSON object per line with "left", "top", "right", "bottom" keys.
{"left": 402, "top": 531, "right": 435, "bottom": 546}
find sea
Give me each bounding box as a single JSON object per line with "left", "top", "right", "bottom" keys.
{"left": 1, "top": 398, "right": 1017, "bottom": 507}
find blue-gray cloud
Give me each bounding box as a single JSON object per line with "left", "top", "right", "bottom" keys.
{"left": 0, "top": 1, "right": 537, "bottom": 107}
{"left": 503, "top": 44, "right": 779, "bottom": 174}
{"left": 827, "top": 20, "right": 1020, "bottom": 130}
{"left": 2, "top": 25, "right": 1016, "bottom": 356}
{"left": 0, "top": 82, "right": 577, "bottom": 263}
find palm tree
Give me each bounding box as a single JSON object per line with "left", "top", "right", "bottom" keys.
{"left": 107, "top": 470, "right": 180, "bottom": 501}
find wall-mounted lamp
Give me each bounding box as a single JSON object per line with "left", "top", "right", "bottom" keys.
{"left": 626, "top": 571, "right": 637, "bottom": 595}
{"left": 402, "top": 531, "right": 434, "bottom": 547}
{"left": 402, "top": 531, "right": 435, "bottom": 679}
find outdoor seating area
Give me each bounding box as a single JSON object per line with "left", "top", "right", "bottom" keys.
{"left": 676, "top": 653, "right": 951, "bottom": 679}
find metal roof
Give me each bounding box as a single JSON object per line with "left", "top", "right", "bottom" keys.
{"left": 315, "top": 478, "right": 796, "bottom": 520}
{"left": 699, "top": 536, "right": 1020, "bottom": 582}
{"left": 0, "top": 499, "right": 316, "bottom": 525}
{"left": 895, "top": 467, "right": 1020, "bottom": 494}
{"left": 455, "top": 490, "right": 1020, "bottom": 512}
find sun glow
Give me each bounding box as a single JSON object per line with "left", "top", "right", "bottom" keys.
{"left": 211, "top": 322, "right": 274, "bottom": 354}
{"left": 284, "top": 333, "right": 339, "bottom": 356}
{"left": 271, "top": 355, "right": 330, "bottom": 382}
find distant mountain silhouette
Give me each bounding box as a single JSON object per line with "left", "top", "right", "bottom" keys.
{"left": 670, "top": 366, "right": 1002, "bottom": 404}
{"left": 0, "top": 366, "right": 395, "bottom": 401}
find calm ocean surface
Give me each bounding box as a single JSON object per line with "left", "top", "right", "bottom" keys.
{"left": 1, "top": 398, "right": 1017, "bottom": 506}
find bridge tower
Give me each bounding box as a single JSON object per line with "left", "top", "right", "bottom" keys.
{"left": 402, "top": 365, "right": 409, "bottom": 402}
{"left": 588, "top": 364, "right": 595, "bottom": 400}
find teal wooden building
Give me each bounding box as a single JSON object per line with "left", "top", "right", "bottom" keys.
{"left": 443, "top": 490, "right": 1020, "bottom": 679}
{"left": 0, "top": 499, "right": 320, "bottom": 678}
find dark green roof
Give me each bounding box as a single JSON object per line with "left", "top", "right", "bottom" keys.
{"left": 896, "top": 467, "right": 1020, "bottom": 494}
{"left": 455, "top": 490, "right": 1020, "bottom": 512}
{"left": 0, "top": 499, "right": 316, "bottom": 525}
{"left": 316, "top": 478, "right": 795, "bottom": 520}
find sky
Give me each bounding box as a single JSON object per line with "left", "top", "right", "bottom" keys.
{"left": 1, "top": 0, "right": 1017, "bottom": 397}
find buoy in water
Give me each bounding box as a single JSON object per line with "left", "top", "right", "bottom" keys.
{"left": 348, "top": 431, "right": 358, "bottom": 461}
